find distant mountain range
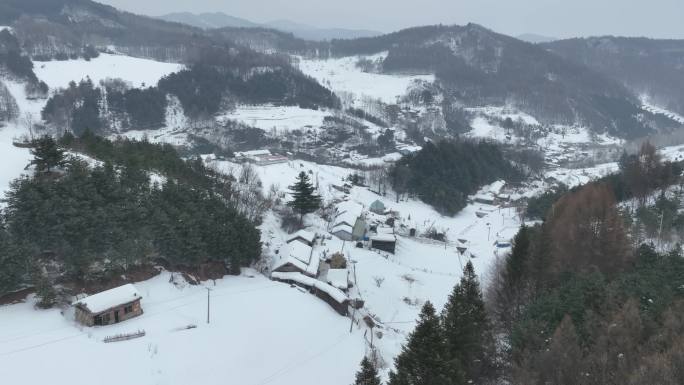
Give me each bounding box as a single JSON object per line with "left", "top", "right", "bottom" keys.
{"left": 516, "top": 33, "right": 558, "bottom": 43}
{"left": 157, "top": 12, "right": 382, "bottom": 41}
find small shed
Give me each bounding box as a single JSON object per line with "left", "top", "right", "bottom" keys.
{"left": 369, "top": 200, "right": 386, "bottom": 214}
{"left": 73, "top": 284, "right": 143, "bottom": 327}
{"left": 370, "top": 233, "right": 397, "bottom": 254}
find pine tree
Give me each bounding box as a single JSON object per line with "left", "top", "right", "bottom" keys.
{"left": 389, "top": 301, "right": 460, "bottom": 385}
{"left": 35, "top": 274, "right": 57, "bottom": 309}
{"left": 287, "top": 171, "right": 321, "bottom": 224}
{"left": 506, "top": 225, "right": 530, "bottom": 286}
{"left": 441, "top": 261, "right": 494, "bottom": 383}
{"left": 355, "top": 356, "right": 382, "bottom": 385}
{"left": 30, "top": 135, "right": 65, "bottom": 174}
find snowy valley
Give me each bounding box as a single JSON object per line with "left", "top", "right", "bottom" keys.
{"left": 2, "top": 2, "right": 684, "bottom": 384}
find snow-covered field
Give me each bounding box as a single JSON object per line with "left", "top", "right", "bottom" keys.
{"left": 0, "top": 271, "right": 365, "bottom": 385}
{"left": 34, "top": 53, "right": 184, "bottom": 89}
{"left": 218, "top": 105, "right": 333, "bottom": 135}
{"left": 297, "top": 54, "right": 434, "bottom": 106}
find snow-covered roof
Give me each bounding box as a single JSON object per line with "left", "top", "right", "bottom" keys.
{"left": 72, "top": 284, "right": 141, "bottom": 314}
{"left": 271, "top": 272, "right": 348, "bottom": 304}
{"left": 273, "top": 242, "right": 320, "bottom": 276}
{"left": 235, "top": 149, "right": 271, "bottom": 157}
{"left": 474, "top": 193, "right": 496, "bottom": 203}
{"left": 289, "top": 241, "right": 314, "bottom": 265}
{"left": 287, "top": 230, "right": 316, "bottom": 245}
{"left": 370, "top": 234, "right": 396, "bottom": 242}
{"left": 376, "top": 226, "right": 394, "bottom": 235}
{"left": 326, "top": 269, "right": 349, "bottom": 290}
{"left": 335, "top": 200, "right": 363, "bottom": 217}
{"left": 487, "top": 180, "right": 506, "bottom": 195}
{"left": 334, "top": 211, "right": 360, "bottom": 228}
{"left": 331, "top": 223, "right": 353, "bottom": 234}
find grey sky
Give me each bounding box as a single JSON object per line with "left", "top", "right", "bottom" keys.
{"left": 99, "top": 0, "right": 684, "bottom": 39}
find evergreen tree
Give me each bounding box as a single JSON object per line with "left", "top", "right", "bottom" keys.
{"left": 389, "top": 302, "right": 460, "bottom": 385}
{"left": 30, "top": 135, "right": 65, "bottom": 173}
{"left": 34, "top": 274, "right": 57, "bottom": 309}
{"left": 287, "top": 171, "right": 322, "bottom": 224}
{"left": 355, "top": 356, "right": 382, "bottom": 385}
{"left": 506, "top": 225, "right": 531, "bottom": 287}
{"left": 441, "top": 261, "right": 493, "bottom": 383}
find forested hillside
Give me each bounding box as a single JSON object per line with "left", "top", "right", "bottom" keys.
{"left": 41, "top": 65, "right": 337, "bottom": 135}
{"left": 391, "top": 140, "right": 522, "bottom": 215}
{"left": 0, "top": 134, "right": 261, "bottom": 296}
{"left": 309, "top": 24, "right": 671, "bottom": 138}
{"left": 543, "top": 37, "right": 684, "bottom": 116}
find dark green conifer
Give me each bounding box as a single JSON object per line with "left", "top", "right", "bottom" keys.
{"left": 389, "top": 301, "right": 460, "bottom": 385}
{"left": 287, "top": 171, "right": 321, "bottom": 224}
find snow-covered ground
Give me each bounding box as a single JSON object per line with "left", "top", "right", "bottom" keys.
{"left": 218, "top": 105, "right": 333, "bottom": 135}
{"left": 34, "top": 53, "right": 184, "bottom": 89}
{"left": 0, "top": 271, "right": 365, "bottom": 385}
{"left": 211, "top": 158, "right": 522, "bottom": 371}
{"left": 297, "top": 54, "right": 434, "bottom": 106}
{"left": 0, "top": 125, "right": 32, "bottom": 202}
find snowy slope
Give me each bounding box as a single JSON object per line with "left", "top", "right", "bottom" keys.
{"left": 34, "top": 54, "right": 184, "bottom": 89}
{"left": 297, "top": 54, "right": 434, "bottom": 106}
{"left": 0, "top": 125, "right": 32, "bottom": 201}
{"left": 0, "top": 271, "right": 365, "bottom": 385}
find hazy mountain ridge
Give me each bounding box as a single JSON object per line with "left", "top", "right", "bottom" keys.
{"left": 543, "top": 36, "right": 684, "bottom": 116}
{"left": 157, "top": 11, "right": 382, "bottom": 41}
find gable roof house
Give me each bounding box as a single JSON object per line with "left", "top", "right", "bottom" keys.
{"left": 73, "top": 284, "right": 143, "bottom": 326}
{"left": 331, "top": 201, "right": 366, "bottom": 241}
{"left": 287, "top": 229, "right": 316, "bottom": 246}
{"left": 272, "top": 241, "right": 320, "bottom": 277}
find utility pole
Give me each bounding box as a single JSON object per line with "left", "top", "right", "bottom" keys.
{"left": 206, "top": 287, "right": 211, "bottom": 324}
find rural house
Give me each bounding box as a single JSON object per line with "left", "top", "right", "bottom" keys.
{"left": 73, "top": 284, "right": 143, "bottom": 326}
{"left": 272, "top": 241, "right": 320, "bottom": 277}
{"left": 287, "top": 229, "right": 316, "bottom": 246}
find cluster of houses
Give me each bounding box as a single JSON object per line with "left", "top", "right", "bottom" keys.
{"left": 472, "top": 180, "right": 511, "bottom": 206}
{"left": 271, "top": 230, "right": 354, "bottom": 315}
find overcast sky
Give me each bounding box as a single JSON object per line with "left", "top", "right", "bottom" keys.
{"left": 98, "top": 0, "right": 684, "bottom": 39}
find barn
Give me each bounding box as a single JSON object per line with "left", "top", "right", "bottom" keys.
{"left": 73, "top": 284, "right": 143, "bottom": 326}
